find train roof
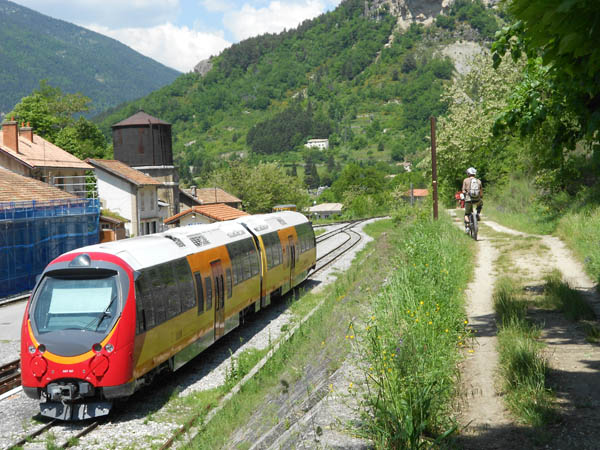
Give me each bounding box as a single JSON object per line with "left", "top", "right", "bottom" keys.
{"left": 62, "top": 211, "right": 310, "bottom": 271}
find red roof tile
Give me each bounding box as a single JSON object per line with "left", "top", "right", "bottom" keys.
{"left": 186, "top": 187, "right": 242, "bottom": 204}
{"left": 0, "top": 132, "right": 92, "bottom": 170}
{"left": 165, "top": 204, "right": 248, "bottom": 224}
{"left": 87, "top": 159, "right": 162, "bottom": 186}
{"left": 403, "top": 189, "right": 429, "bottom": 197}
{"left": 0, "top": 167, "right": 77, "bottom": 202}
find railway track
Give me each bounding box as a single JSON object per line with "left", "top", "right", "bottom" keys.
{"left": 0, "top": 359, "right": 21, "bottom": 397}
{"left": 5, "top": 419, "right": 101, "bottom": 450}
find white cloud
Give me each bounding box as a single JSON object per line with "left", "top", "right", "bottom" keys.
{"left": 223, "top": 0, "right": 326, "bottom": 41}
{"left": 88, "top": 23, "right": 231, "bottom": 72}
{"left": 201, "top": 0, "right": 232, "bottom": 13}
{"left": 13, "top": 0, "right": 180, "bottom": 28}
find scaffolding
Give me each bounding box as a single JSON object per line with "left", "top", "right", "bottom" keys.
{"left": 0, "top": 198, "right": 100, "bottom": 298}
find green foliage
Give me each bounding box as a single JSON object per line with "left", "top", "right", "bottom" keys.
{"left": 556, "top": 207, "right": 600, "bottom": 284}
{"left": 202, "top": 161, "right": 309, "bottom": 213}
{"left": 542, "top": 270, "right": 596, "bottom": 322}
{"left": 493, "top": 277, "right": 554, "bottom": 427}
{"left": 9, "top": 81, "right": 110, "bottom": 159}
{"left": 246, "top": 101, "right": 332, "bottom": 155}
{"left": 0, "top": 0, "right": 179, "bottom": 114}
{"left": 492, "top": 0, "right": 600, "bottom": 190}
{"left": 446, "top": 0, "right": 499, "bottom": 40}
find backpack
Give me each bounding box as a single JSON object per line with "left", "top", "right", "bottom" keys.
{"left": 469, "top": 178, "right": 481, "bottom": 200}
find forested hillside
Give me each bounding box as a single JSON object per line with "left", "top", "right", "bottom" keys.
{"left": 97, "top": 0, "right": 499, "bottom": 194}
{"left": 0, "top": 0, "right": 180, "bottom": 115}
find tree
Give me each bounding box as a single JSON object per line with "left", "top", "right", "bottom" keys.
{"left": 435, "top": 53, "right": 525, "bottom": 191}
{"left": 9, "top": 80, "right": 91, "bottom": 141}
{"left": 492, "top": 0, "right": 600, "bottom": 150}
{"left": 203, "top": 161, "right": 309, "bottom": 213}
{"left": 54, "top": 117, "right": 111, "bottom": 160}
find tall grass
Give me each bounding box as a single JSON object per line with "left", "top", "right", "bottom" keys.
{"left": 493, "top": 276, "right": 554, "bottom": 427}
{"left": 358, "top": 212, "right": 473, "bottom": 448}
{"left": 542, "top": 270, "right": 596, "bottom": 321}
{"left": 485, "top": 177, "right": 557, "bottom": 234}
{"left": 556, "top": 207, "right": 600, "bottom": 284}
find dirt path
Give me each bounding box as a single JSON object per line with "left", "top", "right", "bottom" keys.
{"left": 455, "top": 215, "right": 600, "bottom": 449}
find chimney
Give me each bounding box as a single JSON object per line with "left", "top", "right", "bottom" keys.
{"left": 191, "top": 185, "right": 197, "bottom": 198}
{"left": 20, "top": 122, "right": 33, "bottom": 142}
{"left": 1, "top": 118, "right": 18, "bottom": 153}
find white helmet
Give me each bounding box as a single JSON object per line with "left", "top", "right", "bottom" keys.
{"left": 466, "top": 167, "right": 477, "bottom": 175}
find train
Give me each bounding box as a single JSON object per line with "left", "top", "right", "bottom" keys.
{"left": 20, "top": 211, "right": 316, "bottom": 420}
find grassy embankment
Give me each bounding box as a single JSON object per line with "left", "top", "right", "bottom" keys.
{"left": 357, "top": 211, "right": 473, "bottom": 448}
{"left": 150, "top": 207, "right": 473, "bottom": 449}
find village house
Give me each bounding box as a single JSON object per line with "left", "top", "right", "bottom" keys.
{"left": 304, "top": 138, "right": 329, "bottom": 150}
{"left": 87, "top": 159, "right": 164, "bottom": 237}
{"left": 0, "top": 119, "right": 92, "bottom": 195}
{"left": 179, "top": 186, "right": 243, "bottom": 210}
{"left": 164, "top": 203, "right": 249, "bottom": 227}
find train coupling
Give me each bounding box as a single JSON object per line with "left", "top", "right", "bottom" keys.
{"left": 40, "top": 380, "right": 112, "bottom": 420}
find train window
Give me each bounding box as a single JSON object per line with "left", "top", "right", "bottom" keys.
{"left": 162, "top": 264, "right": 181, "bottom": 320}
{"left": 175, "top": 259, "right": 195, "bottom": 310}
{"left": 242, "top": 250, "right": 251, "bottom": 280}
{"left": 150, "top": 266, "right": 166, "bottom": 325}
{"left": 194, "top": 272, "right": 204, "bottom": 313}
{"left": 134, "top": 279, "right": 146, "bottom": 334}
{"left": 205, "top": 277, "right": 212, "bottom": 310}
{"left": 226, "top": 268, "right": 232, "bottom": 299}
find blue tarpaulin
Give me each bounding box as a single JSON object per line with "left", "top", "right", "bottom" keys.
{"left": 0, "top": 198, "right": 100, "bottom": 298}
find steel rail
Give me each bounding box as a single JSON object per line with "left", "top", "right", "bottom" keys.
{"left": 0, "top": 359, "right": 21, "bottom": 396}
{"left": 5, "top": 419, "right": 58, "bottom": 450}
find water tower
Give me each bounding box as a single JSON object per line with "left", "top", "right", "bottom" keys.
{"left": 112, "top": 111, "right": 179, "bottom": 217}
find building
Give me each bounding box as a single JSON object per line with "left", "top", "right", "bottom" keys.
{"left": 402, "top": 188, "right": 429, "bottom": 203}
{"left": 0, "top": 119, "right": 93, "bottom": 196}
{"left": 99, "top": 212, "right": 129, "bottom": 242}
{"left": 164, "top": 204, "right": 249, "bottom": 227}
{"left": 304, "top": 138, "right": 329, "bottom": 150}
{"left": 87, "top": 159, "right": 164, "bottom": 237}
{"left": 180, "top": 186, "right": 243, "bottom": 209}
{"left": 0, "top": 167, "right": 100, "bottom": 298}
{"left": 307, "top": 202, "right": 343, "bottom": 219}
{"left": 111, "top": 111, "right": 179, "bottom": 218}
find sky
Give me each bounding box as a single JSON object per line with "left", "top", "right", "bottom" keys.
{"left": 12, "top": 0, "right": 343, "bottom": 72}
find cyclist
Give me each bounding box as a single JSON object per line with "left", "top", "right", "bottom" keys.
{"left": 462, "top": 167, "right": 482, "bottom": 225}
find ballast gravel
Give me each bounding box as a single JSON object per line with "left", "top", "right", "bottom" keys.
{"left": 0, "top": 219, "right": 377, "bottom": 450}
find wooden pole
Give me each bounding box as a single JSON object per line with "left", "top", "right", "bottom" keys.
{"left": 430, "top": 116, "right": 438, "bottom": 220}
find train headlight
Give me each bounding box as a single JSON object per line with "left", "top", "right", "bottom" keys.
{"left": 105, "top": 343, "right": 114, "bottom": 353}
{"left": 92, "top": 343, "right": 102, "bottom": 353}
{"left": 38, "top": 344, "right": 46, "bottom": 353}
{"left": 28, "top": 345, "right": 36, "bottom": 354}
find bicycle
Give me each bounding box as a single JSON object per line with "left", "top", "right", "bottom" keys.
{"left": 464, "top": 206, "right": 478, "bottom": 241}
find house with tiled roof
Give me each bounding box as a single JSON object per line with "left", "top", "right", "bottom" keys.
{"left": 164, "top": 204, "right": 249, "bottom": 227}
{"left": 179, "top": 186, "right": 242, "bottom": 210}
{"left": 0, "top": 167, "right": 77, "bottom": 203}
{"left": 0, "top": 120, "right": 92, "bottom": 196}
{"left": 87, "top": 159, "right": 164, "bottom": 237}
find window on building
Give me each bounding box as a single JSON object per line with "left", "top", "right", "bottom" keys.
{"left": 140, "top": 191, "right": 145, "bottom": 212}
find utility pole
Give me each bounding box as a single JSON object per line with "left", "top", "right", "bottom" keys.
{"left": 430, "top": 116, "right": 438, "bottom": 220}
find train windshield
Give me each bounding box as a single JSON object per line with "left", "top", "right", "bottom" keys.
{"left": 32, "top": 274, "right": 120, "bottom": 333}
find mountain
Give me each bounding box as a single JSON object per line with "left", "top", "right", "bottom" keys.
{"left": 0, "top": 0, "right": 180, "bottom": 116}
{"left": 96, "top": 0, "right": 499, "bottom": 185}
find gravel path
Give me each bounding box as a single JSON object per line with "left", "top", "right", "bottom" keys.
{"left": 456, "top": 214, "right": 600, "bottom": 449}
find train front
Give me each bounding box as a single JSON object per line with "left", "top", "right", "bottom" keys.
{"left": 20, "top": 252, "right": 136, "bottom": 421}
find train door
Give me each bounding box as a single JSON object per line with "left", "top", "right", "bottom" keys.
{"left": 288, "top": 236, "right": 296, "bottom": 288}
{"left": 211, "top": 260, "right": 225, "bottom": 340}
